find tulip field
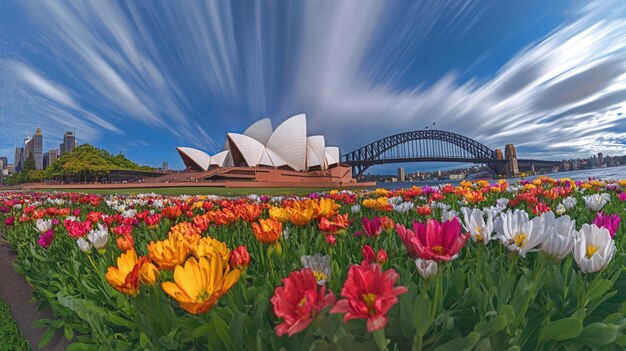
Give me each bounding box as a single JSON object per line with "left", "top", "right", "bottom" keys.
{"left": 2, "top": 177, "right": 626, "bottom": 350}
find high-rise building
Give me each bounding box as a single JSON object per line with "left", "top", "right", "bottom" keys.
{"left": 43, "top": 150, "right": 59, "bottom": 169}
{"left": 162, "top": 162, "right": 169, "bottom": 171}
{"left": 0, "top": 156, "right": 6, "bottom": 170}
{"left": 24, "top": 128, "right": 43, "bottom": 170}
{"left": 598, "top": 152, "right": 604, "bottom": 167}
{"left": 61, "top": 131, "right": 77, "bottom": 155}
{"left": 14, "top": 147, "right": 24, "bottom": 172}
{"left": 397, "top": 167, "right": 405, "bottom": 182}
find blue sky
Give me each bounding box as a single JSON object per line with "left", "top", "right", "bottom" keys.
{"left": 1, "top": 1, "right": 625, "bottom": 174}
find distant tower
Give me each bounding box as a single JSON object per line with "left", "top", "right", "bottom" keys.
{"left": 162, "top": 162, "right": 169, "bottom": 171}
{"left": 495, "top": 149, "right": 504, "bottom": 160}
{"left": 24, "top": 128, "right": 43, "bottom": 170}
{"left": 504, "top": 144, "right": 518, "bottom": 176}
{"left": 62, "top": 131, "right": 76, "bottom": 155}
{"left": 598, "top": 152, "right": 603, "bottom": 167}
{"left": 14, "top": 147, "right": 24, "bottom": 171}
{"left": 397, "top": 167, "right": 405, "bottom": 182}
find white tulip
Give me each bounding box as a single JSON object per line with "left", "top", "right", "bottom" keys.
{"left": 496, "top": 210, "right": 548, "bottom": 256}
{"left": 393, "top": 202, "right": 414, "bottom": 214}
{"left": 301, "top": 254, "right": 331, "bottom": 285}
{"left": 573, "top": 224, "right": 615, "bottom": 274}
{"left": 442, "top": 209, "right": 459, "bottom": 222}
{"left": 415, "top": 259, "right": 438, "bottom": 279}
{"left": 461, "top": 208, "right": 494, "bottom": 244}
{"left": 540, "top": 212, "right": 577, "bottom": 261}
{"left": 77, "top": 238, "right": 92, "bottom": 253}
{"left": 87, "top": 224, "right": 109, "bottom": 250}
{"left": 351, "top": 205, "right": 361, "bottom": 214}
{"left": 496, "top": 198, "right": 509, "bottom": 208}
{"left": 583, "top": 194, "right": 608, "bottom": 212}
{"left": 35, "top": 219, "right": 53, "bottom": 233}
{"left": 562, "top": 196, "right": 577, "bottom": 209}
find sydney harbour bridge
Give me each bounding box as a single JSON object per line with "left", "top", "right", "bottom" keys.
{"left": 342, "top": 130, "right": 560, "bottom": 178}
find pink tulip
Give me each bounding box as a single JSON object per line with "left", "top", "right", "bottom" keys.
{"left": 593, "top": 213, "right": 621, "bottom": 238}
{"left": 396, "top": 219, "right": 469, "bottom": 261}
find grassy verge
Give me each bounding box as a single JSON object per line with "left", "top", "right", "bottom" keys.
{"left": 38, "top": 187, "right": 337, "bottom": 196}
{"left": 0, "top": 296, "right": 30, "bottom": 351}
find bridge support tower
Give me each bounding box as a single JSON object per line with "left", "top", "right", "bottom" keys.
{"left": 504, "top": 144, "right": 518, "bottom": 176}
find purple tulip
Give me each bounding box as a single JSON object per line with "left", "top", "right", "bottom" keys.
{"left": 4, "top": 217, "right": 15, "bottom": 226}
{"left": 51, "top": 218, "right": 60, "bottom": 226}
{"left": 619, "top": 192, "right": 626, "bottom": 202}
{"left": 575, "top": 180, "right": 583, "bottom": 187}
{"left": 593, "top": 213, "right": 621, "bottom": 238}
{"left": 355, "top": 216, "right": 383, "bottom": 238}
{"left": 37, "top": 229, "right": 55, "bottom": 248}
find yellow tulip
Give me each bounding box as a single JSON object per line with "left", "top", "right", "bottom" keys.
{"left": 269, "top": 206, "right": 290, "bottom": 223}
{"left": 148, "top": 236, "right": 189, "bottom": 271}
{"left": 162, "top": 255, "right": 240, "bottom": 314}
{"left": 194, "top": 236, "right": 231, "bottom": 266}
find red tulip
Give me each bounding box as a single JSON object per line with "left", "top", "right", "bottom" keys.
{"left": 325, "top": 234, "right": 337, "bottom": 246}
{"left": 330, "top": 261, "right": 407, "bottom": 332}
{"left": 229, "top": 245, "right": 251, "bottom": 271}
{"left": 64, "top": 219, "right": 92, "bottom": 239}
{"left": 362, "top": 245, "right": 375, "bottom": 263}
{"left": 396, "top": 219, "right": 468, "bottom": 261}
{"left": 376, "top": 249, "right": 387, "bottom": 264}
{"left": 271, "top": 269, "right": 336, "bottom": 336}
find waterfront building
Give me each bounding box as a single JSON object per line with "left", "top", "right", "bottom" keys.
{"left": 162, "top": 162, "right": 169, "bottom": 171}
{"left": 0, "top": 156, "right": 6, "bottom": 170}
{"left": 397, "top": 167, "right": 405, "bottom": 182}
{"left": 175, "top": 114, "right": 354, "bottom": 185}
{"left": 598, "top": 152, "right": 604, "bottom": 167}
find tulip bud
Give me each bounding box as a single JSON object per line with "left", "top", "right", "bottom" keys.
{"left": 72, "top": 208, "right": 81, "bottom": 217}
{"left": 325, "top": 234, "right": 336, "bottom": 246}
{"left": 415, "top": 258, "right": 437, "bottom": 279}
{"left": 116, "top": 234, "right": 134, "bottom": 252}
{"left": 229, "top": 245, "right": 251, "bottom": 271}
{"left": 376, "top": 249, "right": 387, "bottom": 264}
{"left": 77, "top": 237, "right": 92, "bottom": 253}
{"left": 362, "top": 245, "right": 375, "bottom": 263}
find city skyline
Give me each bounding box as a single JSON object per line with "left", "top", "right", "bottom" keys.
{"left": 1, "top": 1, "right": 626, "bottom": 173}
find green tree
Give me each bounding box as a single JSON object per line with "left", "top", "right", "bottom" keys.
{"left": 23, "top": 152, "right": 35, "bottom": 172}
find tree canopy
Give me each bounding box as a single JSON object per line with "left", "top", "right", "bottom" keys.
{"left": 5, "top": 144, "right": 154, "bottom": 184}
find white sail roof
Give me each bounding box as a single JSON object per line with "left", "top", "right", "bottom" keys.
{"left": 325, "top": 146, "right": 340, "bottom": 166}
{"left": 227, "top": 133, "right": 265, "bottom": 167}
{"left": 210, "top": 150, "right": 230, "bottom": 167}
{"left": 266, "top": 114, "right": 307, "bottom": 171}
{"left": 307, "top": 136, "right": 326, "bottom": 169}
{"left": 176, "top": 147, "right": 211, "bottom": 171}
{"left": 244, "top": 118, "right": 273, "bottom": 145}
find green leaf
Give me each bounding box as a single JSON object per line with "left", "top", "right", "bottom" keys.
{"left": 474, "top": 314, "right": 508, "bottom": 337}
{"left": 432, "top": 331, "right": 480, "bottom": 351}
{"left": 577, "top": 323, "right": 619, "bottom": 346}
{"left": 38, "top": 327, "right": 56, "bottom": 348}
{"left": 67, "top": 342, "right": 100, "bottom": 351}
{"left": 587, "top": 279, "right": 614, "bottom": 302}
{"left": 538, "top": 318, "right": 583, "bottom": 343}
{"left": 415, "top": 294, "right": 433, "bottom": 336}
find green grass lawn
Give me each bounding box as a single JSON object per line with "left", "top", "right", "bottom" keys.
{"left": 40, "top": 187, "right": 337, "bottom": 196}
{"left": 0, "top": 297, "right": 30, "bottom": 351}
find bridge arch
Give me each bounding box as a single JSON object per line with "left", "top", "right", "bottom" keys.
{"left": 342, "top": 130, "right": 502, "bottom": 177}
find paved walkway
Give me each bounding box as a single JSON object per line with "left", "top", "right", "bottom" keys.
{"left": 0, "top": 239, "right": 71, "bottom": 351}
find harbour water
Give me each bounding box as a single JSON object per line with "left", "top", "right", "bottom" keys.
{"left": 376, "top": 165, "right": 626, "bottom": 190}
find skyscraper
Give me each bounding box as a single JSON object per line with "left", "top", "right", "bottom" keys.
{"left": 397, "top": 167, "right": 405, "bottom": 182}
{"left": 14, "top": 147, "right": 24, "bottom": 171}
{"left": 61, "top": 131, "right": 77, "bottom": 155}
{"left": 43, "top": 150, "right": 59, "bottom": 169}
{"left": 24, "top": 128, "right": 44, "bottom": 170}
{"left": 598, "top": 152, "right": 604, "bottom": 167}
{"left": 0, "top": 156, "right": 7, "bottom": 170}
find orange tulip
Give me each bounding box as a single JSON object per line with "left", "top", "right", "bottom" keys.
{"left": 148, "top": 236, "right": 189, "bottom": 270}
{"left": 252, "top": 218, "right": 282, "bottom": 244}
{"left": 106, "top": 250, "right": 159, "bottom": 296}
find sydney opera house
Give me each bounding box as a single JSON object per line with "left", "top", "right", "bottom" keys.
{"left": 175, "top": 114, "right": 356, "bottom": 186}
